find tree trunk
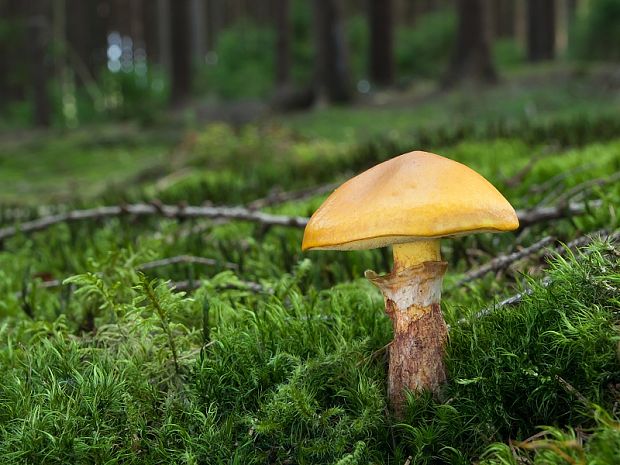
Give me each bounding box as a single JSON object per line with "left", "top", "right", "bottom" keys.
{"left": 368, "top": 0, "right": 394, "bottom": 86}
{"left": 190, "top": 0, "right": 207, "bottom": 64}
{"left": 170, "top": 0, "right": 192, "bottom": 102}
{"left": 156, "top": 0, "right": 172, "bottom": 73}
{"left": 443, "top": 0, "right": 497, "bottom": 87}
{"left": 274, "top": 0, "right": 291, "bottom": 85}
{"left": 555, "top": 0, "right": 569, "bottom": 56}
{"left": 515, "top": 0, "right": 527, "bottom": 51}
{"left": 130, "top": 0, "right": 145, "bottom": 48}
{"left": 66, "top": 0, "right": 94, "bottom": 80}
{"left": 527, "top": 0, "right": 555, "bottom": 61}
{"left": 312, "top": 0, "right": 352, "bottom": 103}
{"left": 28, "top": 0, "right": 52, "bottom": 126}
{"left": 493, "top": 0, "right": 515, "bottom": 38}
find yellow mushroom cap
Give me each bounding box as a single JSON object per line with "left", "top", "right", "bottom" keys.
{"left": 302, "top": 151, "right": 519, "bottom": 251}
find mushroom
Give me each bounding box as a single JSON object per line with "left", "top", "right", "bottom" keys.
{"left": 302, "top": 151, "right": 518, "bottom": 415}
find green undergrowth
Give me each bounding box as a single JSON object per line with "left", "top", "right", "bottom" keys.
{"left": 0, "top": 242, "right": 618, "bottom": 463}
{"left": 118, "top": 116, "right": 620, "bottom": 208}
{"left": 1, "top": 76, "right": 620, "bottom": 463}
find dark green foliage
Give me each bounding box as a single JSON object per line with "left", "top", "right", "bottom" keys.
{"left": 1, "top": 82, "right": 620, "bottom": 462}
{"left": 198, "top": 23, "right": 276, "bottom": 100}
{"left": 572, "top": 0, "right": 620, "bottom": 61}
{"left": 396, "top": 10, "right": 456, "bottom": 79}
{"left": 0, "top": 241, "right": 618, "bottom": 463}
{"left": 481, "top": 407, "right": 620, "bottom": 464}
{"left": 98, "top": 67, "right": 169, "bottom": 123}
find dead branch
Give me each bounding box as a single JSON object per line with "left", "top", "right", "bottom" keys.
{"left": 516, "top": 199, "right": 603, "bottom": 228}
{"left": 551, "top": 171, "right": 620, "bottom": 206}
{"left": 30, "top": 274, "right": 265, "bottom": 295}
{"left": 247, "top": 182, "right": 339, "bottom": 210}
{"left": 458, "top": 229, "right": 619, "bottom": 325}
{"left": 171, "top": 278, "right": 267, "bottom": 293}
{"left": 548, "top": 228, "right": 613, "bottom": 257}
{"left": 0, "top": 198, "right": 608, "bottom": 242}
{"left": 504, "top": 155, "right": 543, "bottom": 188}
{"left": 0, "top": 203, "right": 310, "bottom": 241}
{"left": 137, "top": 255, "right": 238, "bottom": 271}
{"left": 453, "top": 236, "right": 555, "bottom": 288}
{"left": 527, "top": 162, "right": 597, "bottom": 195}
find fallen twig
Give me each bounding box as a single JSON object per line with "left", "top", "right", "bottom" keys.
{"left": 171, "top": 278, "right": 267, "bottom": 294}
{"left": 504, "top": 157, "right": 541, "bottom": 188}
{"left": 28, "top": 275, "right": 265, "bottom": 296}
{"left": 516, "top": 199, "right": 603, "bottom": 228}
{"left": 0, "top": 203, "right": 309, "bottom": 241}
{"left": 528, "top": 162, "right": 596, "bottom": 195}
{"left": 458, "top": 229, "right": 620, "bottom": 325}
{"left": 453, "top": 236, "right": 555, "bottom": 288}
{"left": 550, "top": 170, "right": 620, "bottom": 206}
{"left": 0, "top": 198, "right": 609, "bottom": 241}
{"left": 137, "top": 254, "right": 238, "bottom": 271}
{"left": 247, "top": 182, "right": 339, "bottom": 210}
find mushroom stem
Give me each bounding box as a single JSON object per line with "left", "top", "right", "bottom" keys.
{"left": 392, "top": 240, "right": 441, "bottom": 272}
{"left": 366, "top": 246, "right": 447, "bottom": 417}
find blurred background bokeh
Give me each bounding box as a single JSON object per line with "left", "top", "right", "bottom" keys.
{"left": 2, "top": 0, "right": 619, "bottom": 128}
{"left": 1, "top": 4, "right": 620, "bottom": 463}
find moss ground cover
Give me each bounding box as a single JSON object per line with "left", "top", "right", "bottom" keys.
{"left": 0, "top": 73, "right": 619, "bottom": 463}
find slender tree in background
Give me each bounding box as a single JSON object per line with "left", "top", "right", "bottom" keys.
{"left": 555, "top": 0, "right": 569, "bottom": 56}
{"left": 274, "top": 0, "right": 291, "bottom": 85}
{"left": 66, "top": 0, "right": 95, "bottom": 78}
{"left": 170, "top": 0, "right": 192, "bottom": 102}
{"left": 527, "top": 0, "right": 555, "bottom": 61}
{"left": 368, "top": 0, "right": 394, "bottom": 86}
{"left": 28, "top": 0, "right": 52, "bottom": 126}
{"left": 443, "top": 0, "right": 497, "bottom": 87}
{"left": 156, "top": 0, "right": 172, "bottom": 74}
{"left": 190, "top": 0, "right": 207, "bottom": 64}
{"left": 312, "top": 0, "right": 352, "bottom": 103}
{"left": 491, "top": 0, "right": 516, "bottom": 39}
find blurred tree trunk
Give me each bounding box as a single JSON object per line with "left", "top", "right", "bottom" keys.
{"left": 66, "top": 0, "right": 94, "bottom": 79}
{"left": 131, "top": 0, "right": 145, "bottom": 47}
{"left": 555, "top": 0, "right": 570, "bottom": 56}
{"left": 368, "top": 0, "right": 394, "bottom": 86}
{"left": 143, "top": 0, "right": 160, "bottom": 64}
{"left": 0, "top": 0, "right": 21, "bottom": 106}
{"left": 515, "top": 0, "right": 527, "bottom": 51}
{"left": 157, "top": 0, "right": 172, "bottom": 73}
{"left": 493, "top": 0, "right": 515, "bottom": 38}
{"left": 190, "top": 0, "right": 207, "bottom": 64}
{"left": 206, "top": 0, "right": 227, "bottom": 52}
{"left": 170, "top": 0, "right": 192, "bottom": 102}
{"left": 443, "top": 0, "right": 497, "bottom": 87}
{"left": 527, "top": 0, "right": 555, "bottom": 61}
{"left": 274, "top": 0, "right": 291, "bottom": 85}
{"left": 28, "top": 0, "right": 52, "bottom": 126}
{"left": 395, "top": 0, "right": 417, "bottom": 24}
{"left": 312, "top": 0, "right": 352, "bottom": 103}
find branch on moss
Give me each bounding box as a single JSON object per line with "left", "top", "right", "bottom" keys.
{"left": 453, "top": 236, "right": 555, "bottom": 288}
{"left": 35, "top": 273, "right": 263, "bottom": 298}
{"left": 516, "top": 199, "right": 603, "bottom": 228}
{"left": 550, "top": 171, "right": 620, "bottom": 206}
{"left": 459, "top": 229, "right": 620, "bottom": 325}
{"left": 0, "top": 198, "right": 608, "bottom": 242}
{"left": 0, "top": 203, "right": 310, "bottom": 241}
{"left": 247, "top": 182, "right": 339, "bottom": 209}
{"left": 32, "top": 275, "right": 265, "bottom": 295}
{"left": 170, "top": 278, "right": 267, "bottom": 294}
{"left": 137, "top": 255, "right": 238, "bottom": 271}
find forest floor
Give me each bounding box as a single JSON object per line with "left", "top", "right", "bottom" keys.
{"left": 0, "top": 64, "right": 619, "bottom": 463}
